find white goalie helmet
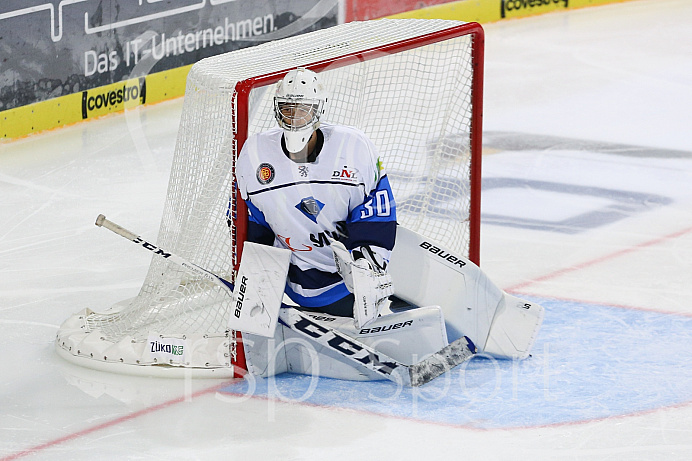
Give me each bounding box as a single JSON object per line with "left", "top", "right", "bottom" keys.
{"left": 274, "top": 67, "right": 327, "bottom": 153}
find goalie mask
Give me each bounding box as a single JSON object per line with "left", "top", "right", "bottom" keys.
{"left": 274, "top": 68, "right": 327, "bottom": 153}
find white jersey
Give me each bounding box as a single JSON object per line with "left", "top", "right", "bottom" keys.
{"left": 236, "top": 123, "right": 396, "bottom": 308}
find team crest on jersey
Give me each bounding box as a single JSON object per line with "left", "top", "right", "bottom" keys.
{"left": 256, "top": 163, "right": 275, "bottom": 185}
{"left": 296, "top": 196, "right": 325, "bottom": 223}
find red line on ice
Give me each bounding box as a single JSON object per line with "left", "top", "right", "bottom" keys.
{"left": 505, "top": 225, "right": 692, "bottom": 293}
{"left": 0, "top": 380, "right": 238, "bottom": 461}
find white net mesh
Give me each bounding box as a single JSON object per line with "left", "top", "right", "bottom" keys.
{"left": 56, "top": 19, "right": 482, "bottom": 374}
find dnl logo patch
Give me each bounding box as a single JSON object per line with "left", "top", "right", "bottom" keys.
{"left": 296, "top": 196, "right": 324, "bottom": 223}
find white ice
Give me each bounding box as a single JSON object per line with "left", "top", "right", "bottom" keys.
{"left": 1, "top": 0, "right": 692, "bottom": 459}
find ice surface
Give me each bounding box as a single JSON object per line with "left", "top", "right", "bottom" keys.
{"left": 1, "top": 1, "right": 691, "bottom": 459}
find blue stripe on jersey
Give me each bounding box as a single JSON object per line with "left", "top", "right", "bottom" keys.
{"left": 247, "top": 221, "right": 275, "bottom": 246}
{"left": 344, "top": 220, "right": 397, "bottom": 250}
{"left": 285, "top": 282, "right": 351, "bottom": 308}
{"left": 245, "top": 199, "right": 275, "bottom": 245}
{"left": 288, "top": 265, "right": 342, "bottom": 289}
{"left": 246, "top": 199, "right": 271, "bottom": 229}
{"left": 348, "top": 175, "right": 397, "bottom": 224}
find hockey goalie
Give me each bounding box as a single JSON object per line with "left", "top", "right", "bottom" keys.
{"left": 231, "top": 68, "right": 545, "bottom": 383}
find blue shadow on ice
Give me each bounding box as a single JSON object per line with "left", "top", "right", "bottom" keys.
{"left": 220, "top": 297, "right": 692, "bottom": 429}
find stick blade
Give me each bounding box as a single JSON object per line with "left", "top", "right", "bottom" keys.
{"left": 408, "top": 336, "right": 476, "bottom": 387}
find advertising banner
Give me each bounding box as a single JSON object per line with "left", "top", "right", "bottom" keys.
{"left": 0, "top": 0, "right": 339, "bottom": 138}
{"left": 345, "top": 0, "right": 456, "bottom": 21}
{"left": 1, "top": 0, "right": 633, "bottom": 140}
{"left": 354, "top": 0, "right": 633, "bottom": 23}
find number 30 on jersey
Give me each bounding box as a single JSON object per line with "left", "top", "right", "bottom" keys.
{"left": 360, "top": 190, "right": 392, "bottom": 219}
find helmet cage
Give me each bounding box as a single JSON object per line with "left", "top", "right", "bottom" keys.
{"left": 274, "top": 97, "right": 323, "bottom": 132}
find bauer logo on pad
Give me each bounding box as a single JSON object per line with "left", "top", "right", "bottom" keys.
{"left": 229, "top": 242, "right": 291, "bottom": 337}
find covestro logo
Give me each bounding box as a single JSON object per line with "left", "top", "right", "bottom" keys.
{"left": 81, "top": 77, "right": 146, "bottom": 119}
{"left": 501, "top": 0, "right": 569, "bottom": 18}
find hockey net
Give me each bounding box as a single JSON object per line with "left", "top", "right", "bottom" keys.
{"left": 56, "top": 19, "right": 484, "bottom": 377}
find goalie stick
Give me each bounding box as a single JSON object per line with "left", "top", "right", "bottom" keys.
{"left": 95, "top": 214, "right": 476, "bottom": 386}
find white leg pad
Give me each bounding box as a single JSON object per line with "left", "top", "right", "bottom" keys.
{"left": 483, "top": 293, "right": 544, "bottom": 360}
{"left": 241, "top": 326, "right": 289, "bottom": 378}
{"left": 388, "top": 226, "right": 502, "bottom": 348}
{"left": 388, "top": 226, "right": 544, "bottom": 359}
{"left": 243, "top": 306, "right": 448, "bottom": 381}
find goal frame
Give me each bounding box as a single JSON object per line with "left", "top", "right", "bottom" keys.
{"left": 55, "top": 20, "right": 485, "bottom": 379}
